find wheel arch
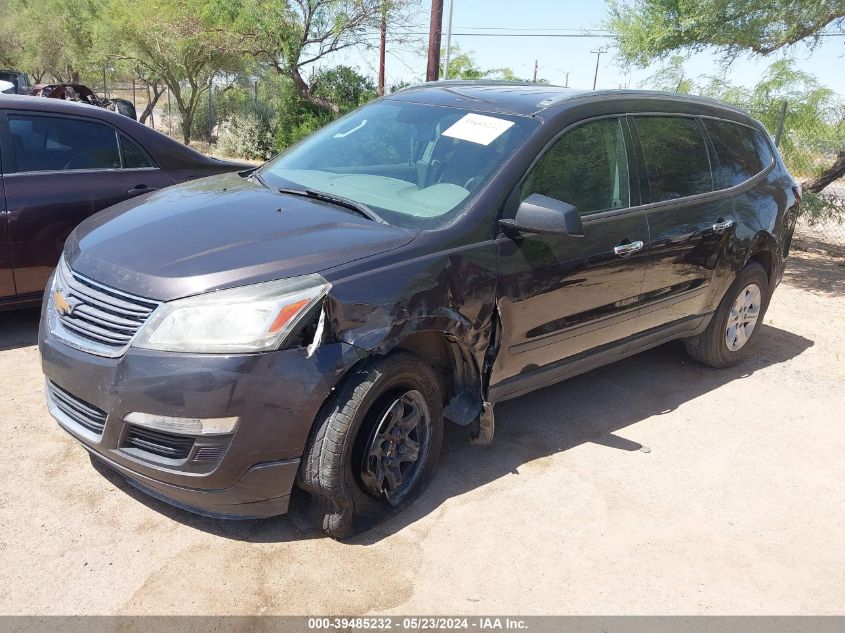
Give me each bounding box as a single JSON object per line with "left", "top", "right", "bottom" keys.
{"left": 315, "top": 327, "right": 485, "bottom": 431}
{"left": 744, "top": 230, "right": 781, "bottom": 283}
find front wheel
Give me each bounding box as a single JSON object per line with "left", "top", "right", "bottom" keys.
{"left": 298, "top": 352, "right": 444, "bottom": 539}
{"left": 684, "top": 262, "right": 770, "bottom": 368}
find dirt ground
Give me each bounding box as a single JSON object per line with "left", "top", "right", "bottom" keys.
{"left": 0, "top": 250, "right": 842, "bottom": 616}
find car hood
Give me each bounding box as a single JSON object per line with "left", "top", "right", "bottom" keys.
{"left": 65, "top": 171, "right": 418, "bottom": 301}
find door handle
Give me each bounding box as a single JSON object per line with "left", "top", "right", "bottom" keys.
{"left": 712, "top": 218, "right": 735, "bottom": 233}
{"left": 128, "top": 185, "right": 157, "bottom": 196}
{"left": 613, "top": 240, "right": 644, "bottom": 257}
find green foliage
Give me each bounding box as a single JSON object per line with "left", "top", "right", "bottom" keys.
{"left": 206, "top": 65, "right": 377, "bottom": 159}
{"left": 312, "top": 66, "right": 377, "bottom": 114}
{"left": 607, "top": 0, "right": 845, "bottom": 66}
{"left": 0, "top": 0, "right": 102, "bottom": 83}
{"left": 640, "top": 56, "right": 694, "bottom": 94}
{"left": 96, "top": 0, "right": 243, "bottom": 143}
{"left": 800, "top": 190, "right": 845, "bottom": 225}
{"left": 218, "top": 102, "right": 277, "bottom": 161}
{"left": 224, "top": 0, "right": 416, "bottom": 114}
{"left": 442, "top": 45, "right": 486, "bottom": 80}
{"left": 441, "top": 44, "right": 525, "bottom": 81}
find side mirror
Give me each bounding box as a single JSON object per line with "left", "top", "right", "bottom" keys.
{"left": 499, "top": 193, "right": 585, "bottom": 237}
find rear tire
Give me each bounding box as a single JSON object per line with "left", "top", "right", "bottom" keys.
{"left": 298, "top": 352, "right": 444, "bottom": 539}
{"left": 684, "top": 262, "right": 770, "bottom": 368}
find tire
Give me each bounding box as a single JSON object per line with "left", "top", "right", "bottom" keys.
{"left": 684, "top": 262, "right": 770, "bottom": 368}
{"left": 297, "top": 352, "right": 444, "bottom": 539}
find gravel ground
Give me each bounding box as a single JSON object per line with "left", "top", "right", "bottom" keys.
{"left": 0, "top": 249, "right": 842, "bottom": 616}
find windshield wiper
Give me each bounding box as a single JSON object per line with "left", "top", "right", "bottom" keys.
{"left": 277, "top": 187, "right": 386, "bottom": 224}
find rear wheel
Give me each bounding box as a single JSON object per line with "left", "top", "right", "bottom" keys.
{"left": 298, "top": 352, "right": 444, "bottom": 539}
{"left": 684, "top": 262, "right": 770, "bottom": 368}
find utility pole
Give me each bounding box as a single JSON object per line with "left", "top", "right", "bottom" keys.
{"left": 426, "top": 0, "right": 444, "bottom": 81}
{"left": 377, "top": 0, "right": 388, "bottom": 95}
{"left": 532, "top": 59, "right": 538, "bottom": 82}
{"left": 443, "top": 0, "right": 455, "bottom": 80}
{"left": 564, "top": 71, "right": 570, "bottom": 87}
{"left": 591, "top": 47, "right": 607, "bottom": 90}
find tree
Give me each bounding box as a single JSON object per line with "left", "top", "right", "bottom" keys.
{"left": 440, "top": 44, "right": 524, "bottom": 81}
{"left": 640, "top": 55, "right": 694, "bottom": 94}
{"left": 137, "top": 76, "right": 167, "bottom": 126}
{"left": 98, "top": 0, "right": 242, "bottom": 143}
{"left": 0, "top": 0, "right": 102, "bottom": 84}
{"left": 608, "top": 0, "right": 845, "bottom": 193}
{"left": 608, "top": 0, "right": 845, "bottom": 66}
{"left": 312, "top": 66, "right": 377, "bottom": 114}
{"left": 224, "top": 0, "right": 417, "bottom": 115}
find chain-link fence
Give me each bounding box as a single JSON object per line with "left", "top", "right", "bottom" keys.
{"left": 793, "top": 182, "right": 845, "bottom": 256}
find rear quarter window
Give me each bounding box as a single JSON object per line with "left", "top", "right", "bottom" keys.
{"left": 703, "top": 119, "right": 771, "bottom": 188}
{"left": 120, "top": 134, "right": 156, "bottom": 169}
{"left": 634, "top": 116, "right": 713, "bottom": 203}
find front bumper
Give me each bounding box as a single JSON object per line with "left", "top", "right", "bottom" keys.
{"left": 39, "top": 304, "right": 364, "bottom": 519}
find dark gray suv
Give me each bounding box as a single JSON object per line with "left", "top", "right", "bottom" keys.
{"left": 39, "top": 82, "right": 800, "bottom": 538}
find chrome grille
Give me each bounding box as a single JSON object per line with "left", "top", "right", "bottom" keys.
{"left": 47, "top": 381, "right": 107, "bottom": 435}
{"left": 52, "top": 260, "right": 159, "bottom": 356}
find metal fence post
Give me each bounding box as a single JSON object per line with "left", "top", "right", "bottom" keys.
{"left": 775, "top": 100, "right": 788, "bottom": 147}
{"left": 208, "top": 81, "right": 213, "bottom": 141}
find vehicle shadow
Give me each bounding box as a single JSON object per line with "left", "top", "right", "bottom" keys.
{"left": 782, "top": 250, "right": 845, "bottom": 296}
{"left": 0, "top": 307, "right": 41, "bottom": 351}
{"left": 100, "top": 323, "right": 812, "bottom": 543}
{"left": 351, "top": 324, "right": 814, "bottom": 545}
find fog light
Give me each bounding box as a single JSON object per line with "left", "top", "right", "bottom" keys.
{"left": 124, "top": 412, "right": 239, "bottom": 436}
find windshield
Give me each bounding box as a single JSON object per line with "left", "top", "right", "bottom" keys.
{"left": 260, "top": 101, "right": 537, "bottom": 229}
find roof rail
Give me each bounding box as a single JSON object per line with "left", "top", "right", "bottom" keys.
{"left": 397, "top": 79, "right": 565, "bottom": 92}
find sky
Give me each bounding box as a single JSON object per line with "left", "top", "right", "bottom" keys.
{"left": 339, "top": 0, "right": 845, "bottom": 95}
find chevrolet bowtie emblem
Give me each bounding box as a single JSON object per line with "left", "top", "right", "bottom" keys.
{"left": 54, "top": 290, "right": 75, "bottom": 316}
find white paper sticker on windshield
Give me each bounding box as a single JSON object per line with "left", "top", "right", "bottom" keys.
{"left": 442, "top": 113, "right": 515, "bottom": 145}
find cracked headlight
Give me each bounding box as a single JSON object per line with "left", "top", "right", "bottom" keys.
{"left": 133, "top": 274, "right": 330, "bottom": 354}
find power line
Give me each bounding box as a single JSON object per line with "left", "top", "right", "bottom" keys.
{"left": 380, "top": 28, "right": 845, "bottom": 39}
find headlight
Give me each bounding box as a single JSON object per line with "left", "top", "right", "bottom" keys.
{"left": 133, "top": 274, "right": 331, "bottom": 353}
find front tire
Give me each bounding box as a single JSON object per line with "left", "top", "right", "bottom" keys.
{"left": 298, "top": 352, "right": 444, "bottom": 539}
{"left": 684, "top": 262, "right": 770, "bottom": 368}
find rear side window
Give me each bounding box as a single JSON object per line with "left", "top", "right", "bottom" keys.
{"left": 521, "top": 117, "right": 630, "bottom": 214}
{"left": 634, "top": 116, "right": 713, "bottom": 203}
{"left": 703, "top": 119, "right": 771, "bottom": 188}
{"left": 8, "top": 114, "right": 120, "bottom": 172}
{"left": 120, "top": 134, "right": 156, "bottom": 169}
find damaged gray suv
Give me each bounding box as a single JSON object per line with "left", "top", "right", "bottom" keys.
{"left": 40, "top": 82, "right": 799, "bottom": 537}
